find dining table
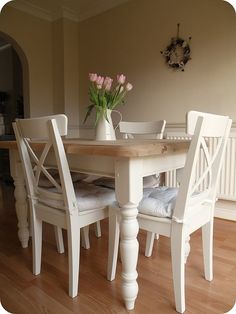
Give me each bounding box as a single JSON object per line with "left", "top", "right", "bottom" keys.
{"left": 0, "top": 138, "right": 189, "bottom": 310}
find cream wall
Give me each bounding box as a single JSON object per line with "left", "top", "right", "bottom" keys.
{"left": 53, "top": 18, "right": 65, "bottom": 116}
{"left": 0, "top": 5, "right": 80, "bottom": 128}
{"left": 52, "top": 18, "right": 80, "bottom": 131}
{"left": 78, "top": 0, "right": 236, "bottom": 127}
{"left": 0, "top": 6, "right": 54, "bottom": 117}
{"left": 0, "top": 0, "right": 236, "bottom": 130}
{"left": 63, "top": 19, "right": 80, "bottom": 129}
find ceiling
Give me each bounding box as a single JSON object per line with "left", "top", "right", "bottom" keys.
{"left": 9, "top": 0, "right": 130, "bottom": 22}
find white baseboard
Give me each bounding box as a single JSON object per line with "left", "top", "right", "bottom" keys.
{"left": 215, "top": 200, "right": 236, "bottom": 221}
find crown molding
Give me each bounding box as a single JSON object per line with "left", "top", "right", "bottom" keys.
{"left": 61, "top": 7, "right": 79, "bottom": 22}
{"left": 78, "top": 0, "right": 129, "bottom": 22}
{"left": 51, "top": 6, "right": 79, "bottom": 22}
{"left": 9, "top": 0, "right": 129, "bottom": 23}
{"left": 9, "top": 0, "right": 52, "bottom": 21}
{"left": 9, "top": 1, "right": 79, "bottom": 22}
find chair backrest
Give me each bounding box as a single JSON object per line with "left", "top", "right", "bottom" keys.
{"left": 173, "top": 111, "right": 232, "bottom": 222}
{"left": 119, "top": 120, "right": 166, "bottom": 139}
{"left": 13, "top": 114, "right": 77, "bottom": 214}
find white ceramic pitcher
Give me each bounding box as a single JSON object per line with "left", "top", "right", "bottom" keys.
{"left": 95, "top": 109, "right": 122, "bottom": 140}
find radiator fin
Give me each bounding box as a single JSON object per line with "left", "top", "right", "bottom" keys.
{"left": 165, "top": 134, "right": 236, "bottom": 201}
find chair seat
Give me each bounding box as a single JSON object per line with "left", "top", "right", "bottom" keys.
{"left": 111, "top": 186, "right": 178, "bottom": 218}
{"left": 138, "top": 186, "right": 178, "bottom": 218}
{"left": 138, "top": 187, "right": 211, "bottom": 218}
{"left": 38, "top": 181, "right": 116, "bottom": 211}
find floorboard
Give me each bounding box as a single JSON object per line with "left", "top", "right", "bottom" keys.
{"left": 0, "top": 183, "right": 236, "bottom": 313}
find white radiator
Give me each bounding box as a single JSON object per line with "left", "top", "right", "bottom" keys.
{"left": 165, "top": 133, "right": 236, "bottom": 201}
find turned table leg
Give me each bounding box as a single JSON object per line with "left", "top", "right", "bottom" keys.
{"left": 10, "top": 149, "right": 29, "bottom": 248}
{"left": 115, "top": 158, "right": 143, "bottom": 310}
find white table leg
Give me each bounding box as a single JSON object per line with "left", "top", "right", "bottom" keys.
{"left": 10, "top": 149, "right": 29, "bottom": 248}
{"left": 115, "top": 158, "right": 143, "bottom": 310}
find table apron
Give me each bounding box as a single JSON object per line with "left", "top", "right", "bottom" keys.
{"left": 45, "top": 150, "right": 186, "bottom": 178}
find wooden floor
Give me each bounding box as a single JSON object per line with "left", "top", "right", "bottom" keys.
{"left": 1, "top": 183, "right": 236, "bottom": 314}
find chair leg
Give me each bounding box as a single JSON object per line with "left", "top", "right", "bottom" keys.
{"left": 145, "top": 232, "right": 155, "bottom": 257}
{"left": 171, "top": 223, "right": 186, "bottom": 314}
{"left": 67, "top": 218, "right": 80, "bottom": 298}
{"left": 107, "top": 207, "right": 120, "bottom": 281}
{"left": 95, "top": 221, "right": 102, "bottom": 238}
{"left": 32, "top": 215, "right": 42, "bottom": 276}
{"left": 202, "top": 219, "right": 213, "bottom": 281}
{"left": 54, "top": 226, "right": 65, "bottom": 253}
{"left": 81, "top": 225, "right": 90, "bottom": 249}
{"left": 184, "top": 235, "right": 191, "bottom": 264}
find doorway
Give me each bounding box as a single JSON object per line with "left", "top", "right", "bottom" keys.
{"left": 0, "top": 34, "right": 29, "bottom": 182}
{"left": 0, "top": 37, "right": 24, "bottom": 136}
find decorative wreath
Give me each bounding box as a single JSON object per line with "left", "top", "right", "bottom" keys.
{"left": 161, "top": 24, "right": 191, "bottom": 72}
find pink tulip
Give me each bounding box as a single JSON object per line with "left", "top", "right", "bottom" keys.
{"left": 96, "top": 76, "right": 104, "bottom": 87}
{"left": 89, "top": 73, "right": 97, "bottom": 82}
{"left": 125, "top": 83, "right": 133, "bottom": 91}
{"left": 117, "top": 74, "right": 126, "bottom": 84}
{"left": 104, "top": 76, "right": 112, "bottom": 85}
{"left": 104, "top": 77, "right": 113, "bottom": 91}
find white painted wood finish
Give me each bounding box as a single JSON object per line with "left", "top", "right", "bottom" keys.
{"left": 12, "top": 114, "right": 113, "bottom": 298}
{"left": 119, "top": 120, "right": 166, "bottom": 245}
{"left": 108, "top": 111, "right": 232, "bottom": 313}
{"left": 4, "top": 136, "right": 189, "bottom": 310}
{"left": 9, "top": 149, "right": 29, "bottom": 248}
{"left": 119, "top": 120, "right": 166, "bottom": 139}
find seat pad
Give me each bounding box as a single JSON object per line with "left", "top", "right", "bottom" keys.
{"left": 38, "top": 181, "right": 116, "bottom": 212}
{"left": 138, "top": 186, "right": 178, "bottom": 218}
{"left": 74, "top": 181, "right": 116, "bottom": 211}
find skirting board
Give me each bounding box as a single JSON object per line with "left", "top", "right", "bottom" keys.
{"left": 215, "top": 200, "right": 236, "bottom": 221}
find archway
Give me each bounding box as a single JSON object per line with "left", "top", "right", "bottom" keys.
{"left": 0, "top": 31, "right": 29, "bottom": 182}
{"left": 0, "top": 31, "right": 29, "bottom": 132}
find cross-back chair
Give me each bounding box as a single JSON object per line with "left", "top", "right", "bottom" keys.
{"left": 13, "top": 114, "right": 116, "bottom": 298}
{"left": 119, "top": 120, "right": 166, "bottom": 139}
{"left": 107, "top": 111, "right": 232, "bottom": 313}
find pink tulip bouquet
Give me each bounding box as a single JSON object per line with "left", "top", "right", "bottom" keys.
{"left": 84, "top": 73, "right": 133, "bottom": 124}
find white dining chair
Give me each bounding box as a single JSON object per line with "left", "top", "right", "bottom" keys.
{"left": 13, "top": 114, "right": 116, "bottom": 298}
{"left": 119, "top": 120, "right": 166, "bottom": 139}
{"left": 107, "top": 111, "right": 232, "bottom": 313}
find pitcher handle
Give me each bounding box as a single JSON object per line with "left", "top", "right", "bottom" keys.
{"left": 111, "top": 110, "right": 122, "bottom": 130}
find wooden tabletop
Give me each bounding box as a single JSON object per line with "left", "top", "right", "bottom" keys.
{"left": 0, "top": 138, "right": 190, "bottom": 158}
